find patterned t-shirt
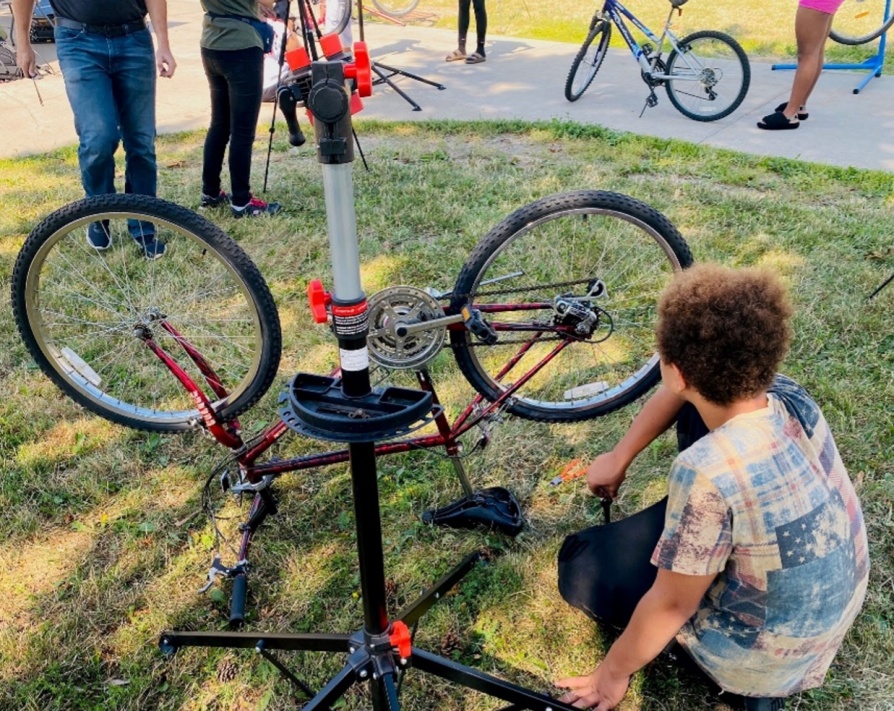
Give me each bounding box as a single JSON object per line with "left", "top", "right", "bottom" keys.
{"left": 651, "top": 375, "right": 869, "bottom": 696}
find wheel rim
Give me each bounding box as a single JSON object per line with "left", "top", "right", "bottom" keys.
{"left": 23, "top": 210, "right": 267, "bottom": 427}
{"left": 668, "top": 36, "right": 746, "bottom": 119}
{"left": 462, "top": 206, "right": 685, "bottom": 414}
{"left": 831, "top": 0, "right": 891, "bottom": 44}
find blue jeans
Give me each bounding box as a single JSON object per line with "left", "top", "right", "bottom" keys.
{"left": 55, "top": 25, "right": 157, "bottom": 204}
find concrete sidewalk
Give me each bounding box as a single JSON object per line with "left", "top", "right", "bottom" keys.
{"left": 1, "top": 1, "right": 893, "bottom": 171}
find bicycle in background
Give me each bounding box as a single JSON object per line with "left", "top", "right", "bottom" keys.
{"left": 565, "top": 0, "right": 750, "bottom": 122}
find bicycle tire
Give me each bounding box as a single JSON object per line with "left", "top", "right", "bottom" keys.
{"left": 449, "top": 191, "right": 693, "bottom": 424}
{"left": 564, "top": 20, "right": 612, "bottom": 102}
{"left": 830, "top": 0, "right": 894, "bottom": 44}
{"left": 665, "top": 30, "right": 750, "bottom": 122}
{"left": 11, "top": 194, "right": 282, "bottom": 432}
{"left": 311, "top": 0, "right": 352, "bottom": 38}
{"left": 370, "top": 0, "right": 420, "bottom": 18}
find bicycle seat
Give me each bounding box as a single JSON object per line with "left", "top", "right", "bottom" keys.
{"left": 669, "top": 0, "right": 689, "bottom": 7}
{"left": 422, "top": 487, "right": 524, "bottom": 537}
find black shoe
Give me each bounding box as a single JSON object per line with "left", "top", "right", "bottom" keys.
{"left": 200, "top": 190, "right": 229, "bottom": 209}
{"left": 135, "top": 235, "right": 166, "bottom": 260}
{"left": 86, "top": 220, "right": 111, "bottom": 250}
{"left": 775, "top": 102, "right": 808, "bottom": 120}
{"left": 231, "top": 196, "right": 282, "bottom": 218}
{"left": 724, "top": 693, "right": 786, "bottom": 711}
{"left": 757, "top": 110, "right": 799, "bottom": 130}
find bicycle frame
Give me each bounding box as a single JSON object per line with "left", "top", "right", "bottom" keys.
{"left": 600, "top": 0, "right": 705, "bottom": 84}
{"left": 143, "top": 294, "right": 579, "bottom": 577}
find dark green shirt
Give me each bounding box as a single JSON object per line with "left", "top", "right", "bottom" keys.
{"left": 201, "top": 0, "right": 263, "bottom": 51}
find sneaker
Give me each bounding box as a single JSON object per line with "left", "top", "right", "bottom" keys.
{"left": 200, "top": 190, "right": 230, "bottom": 209}
{"left": 86, "top": 221, "right": 111, "bottom": 250}
{"left": 231, "top": 196, "right": 282, "bottom": 218}
{"left": 135, "top": 235, "right": 166, "bottom": 260}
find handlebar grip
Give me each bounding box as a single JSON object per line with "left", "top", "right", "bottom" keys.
{"left": 229, "top": 573, "right": 248, "bottom": 629}
{"left": 277, "top": 86, "right": 307, "bottom": 147}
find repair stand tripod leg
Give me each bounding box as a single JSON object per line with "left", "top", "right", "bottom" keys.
{"left": 357, "top": 0, "right": 445, "bottom": 111}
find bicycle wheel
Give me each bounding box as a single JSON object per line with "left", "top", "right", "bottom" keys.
{"left": 665, "top": 30, "right": 750, "bottom": 122}
{"left": 830, "top": 0, "right": 894, "bottom": 44}
{"left": 370, "top": 0, "right": 420, "bottom": 18}
{"left": 11, "top": 194, "right": 282, "bottom": 432}
{"left": 564, "top": 20, "right": 612, "bottom": 102}
{"left": 450, "top": 191, "right": 692, "bottom": 423}
{"left": 308, "top": 0, "right": 352, "bottom": 37}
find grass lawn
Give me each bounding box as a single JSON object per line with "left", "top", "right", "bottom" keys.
{"left": 1, "top": 120, "right": 893, "bottom": 710}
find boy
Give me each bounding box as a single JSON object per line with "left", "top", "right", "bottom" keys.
{"left": 556, "top": 264, "right": 869, "bottom": 710}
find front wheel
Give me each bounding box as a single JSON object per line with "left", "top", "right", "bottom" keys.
{"left": 665, "top": 30, "right": 750, "bottom": 122}
{"left": 565, "top": 21, "right": 612, "bottom": 102}
{"left": 830, "top": 0, "right": 894, "bottom": 44}
{"left": 450, "top": 191, "right": 693, "bottom": 423}
{"left": 11, "top": 194, "right": 282, "bottom": 432}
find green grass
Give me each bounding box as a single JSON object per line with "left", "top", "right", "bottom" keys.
{"left": 1, "top": 120, "right": 893, "bottom": 710}
{"left": 369, "top": 0, "right": 894, "bottom": 71}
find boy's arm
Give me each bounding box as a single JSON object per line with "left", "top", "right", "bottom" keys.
{"left": 587, "top": 384, "right": 686, "bottom": 498}
{"left": 11, "top": 0, "right": 38, "bottom": 77}
{"left": 556, "top": 568, "right": 715, "bottom": 710}
{"left": 145, "top": 0, "right": 176, "bottom": 77}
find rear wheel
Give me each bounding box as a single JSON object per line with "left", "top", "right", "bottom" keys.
{"left": 665, "top": 30, "right": 750, "bottom": 122}
{"left": 564, "top": 21, "right": 612, "bottom": 102}
{"left": 370, "top": 0, "right": 420, "bottom": 18}
{"left": 830, "top": 0, "right": 894, "bottom": 44}
{"left": 11, "top": 194, "right": 282, "bottom": 432}
{"left": 450, "top": 191, "right": 692, "bottom": 423}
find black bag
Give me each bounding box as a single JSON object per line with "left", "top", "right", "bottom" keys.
{"left": 207, "top": 13, "right": 275, "bottom": 53}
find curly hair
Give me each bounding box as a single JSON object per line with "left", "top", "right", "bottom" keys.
{"left": 656, "top": 264, "right": 793, "bottom": 405}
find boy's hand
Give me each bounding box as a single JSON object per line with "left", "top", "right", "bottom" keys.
{"left": 556, "top": 664, "right": 631, "bottom": 710}
{"left": 586, "top": 451, "right": 627, "bottom": 499}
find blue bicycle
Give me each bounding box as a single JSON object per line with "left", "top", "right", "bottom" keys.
{"left": 565, "top": 0, "right": 750, "bottom": 122}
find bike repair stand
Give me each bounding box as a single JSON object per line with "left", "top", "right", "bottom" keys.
{"left": 772, "top": 0, "right": 891, "bottom": 94}
{"left": 160, "top": 58, "right": 573, "bottom": 711}
{"left": 356, "top": 0, "right": 445, "bottom": 111}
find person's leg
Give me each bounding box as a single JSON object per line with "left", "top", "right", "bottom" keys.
{"left": 215, "top": 47, "right": 264, "bottom": 208}
{"left": 201, "top": 48, "right": 231, "bottom": 201}
{"left": 471, "top": 0, "right": 487, "bottom": 57}
{"left": 54, "top": 27, "right": 121, "bottom": 198}
{"left": 110, "top": 28, "right": 159, "bottom": 244}
{"left": 447, "top": 0, "right": 471, "bottom": 59}
{"left": 781, "top": 5, "right": 836, "bottom": 118}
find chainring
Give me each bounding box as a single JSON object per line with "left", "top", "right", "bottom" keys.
{"left": 366, "top": 286, "right": 446, "bottom": 370}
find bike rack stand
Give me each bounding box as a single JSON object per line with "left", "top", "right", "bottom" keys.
{"left": 160, "top": 58, "right": 575, "bottom": 711}
{"left": 772, "top": 0, "right": 891, "bottom": 94}
{"left": 356, "top": 0, "right": 445, "bottom": 111}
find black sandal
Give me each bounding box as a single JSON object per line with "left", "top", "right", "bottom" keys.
{"left": 757, "top": 111, "right": 800, "bottom": 130}
{"left": 775, "top": 102, "right": 808, "bottom": 120}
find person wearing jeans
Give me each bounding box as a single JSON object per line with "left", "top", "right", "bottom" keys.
{"left": 199, "top": 0, "right": 281, "bottom": 218}
{"left": 12, "top": 0, "right": 176, "bottom": 259}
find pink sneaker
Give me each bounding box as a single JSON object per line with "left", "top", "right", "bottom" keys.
{"left": 231, "top": 196, "right": 282, "bottom": 218}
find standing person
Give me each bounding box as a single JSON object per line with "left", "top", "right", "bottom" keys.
{"left": 758, "top": 0, "right": 844, "bottom": 130}
{"left": 12, "top": 0, "right": 176, "bottom": 259}
{"left": 199, "top": 0, "right": 282, "bottom": 218}
{"left": 555, "top": 265, "right": 868, "bottom": 710}
{"left": 445, "top": 0, "right": 487, "bottom": 65}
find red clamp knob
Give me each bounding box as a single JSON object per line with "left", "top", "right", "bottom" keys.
{"left": 307, "top": 279, "right": 332, "bottom": 324}
{"left": 344, "top": 42, "right": 373, "bottom": 98}
{"left": 389, "top": 620, "right": 412, "bottom": 660}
